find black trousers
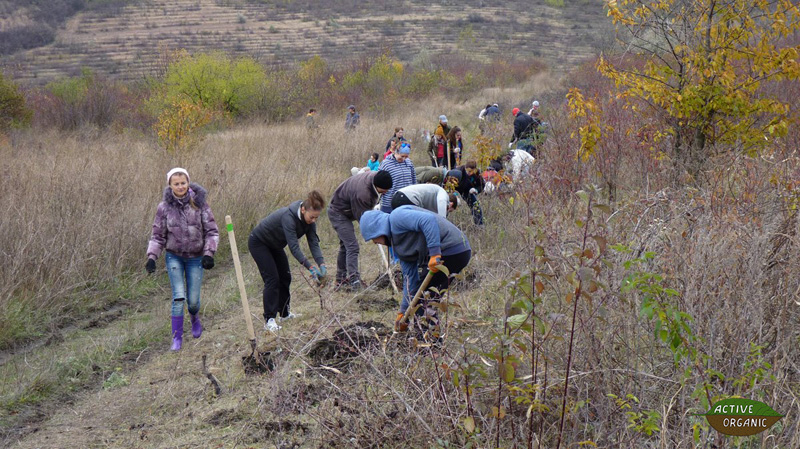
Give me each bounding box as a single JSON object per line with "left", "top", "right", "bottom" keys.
{"left": 248, "top": 234, "right": 292, "bottom": 320}
{"left": 466, "top": 193, "right": 484, "bottom": 225}
{"left": 425, "top": 249, "right": 472, "bottom": 299}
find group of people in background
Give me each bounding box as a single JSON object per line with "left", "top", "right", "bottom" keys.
{"left": 146, "top": 99, "right": 544, "bottom": 350}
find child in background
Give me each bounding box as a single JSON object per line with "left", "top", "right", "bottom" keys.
{"left": 383, "top": 137, "right": 399, "bottom": 159}
{"left": 367, "top": 153, "right": 380, "bottom": 171}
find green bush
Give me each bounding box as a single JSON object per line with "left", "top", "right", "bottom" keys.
{"left": 0, "top": 71, "right": 32, "bottom": 132}
{"left": 160, "top": 51, "right": 267, "bottom": 116}
{"left": 365, "top": 54, "right": 403, "bottom": 101}
{"left": 401, "top": 69, "right": 440, "bottom": 97}
{"left": 46, "top": 69, "right": 90, "bottom": 105}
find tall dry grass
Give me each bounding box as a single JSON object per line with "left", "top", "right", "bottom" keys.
{"left": 4, "top": 66, "right": 800, "bottom": 447}
{"left": 257, "top": 149, "right": 800, "bottom": 448}
{"left": 0, "top": 87, "right": 537, "bottom": 348}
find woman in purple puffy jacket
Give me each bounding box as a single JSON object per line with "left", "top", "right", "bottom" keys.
{"left": 146, "top": 168, "right": 219, "bottom": 351}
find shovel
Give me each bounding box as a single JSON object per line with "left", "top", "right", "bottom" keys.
{"left": 378, "top": 244, "right": 399, "bottom": 294}
{"left": 225, "top": 216, "right": 272, "bottom": 373}
{"left": 396, "top": 271, "right": 435, "bottom": 329}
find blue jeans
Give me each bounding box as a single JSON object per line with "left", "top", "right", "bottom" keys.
{"left": 165, "top": 252, "right": 203, "bottom": 317}
{"left": 399, "top": 250, "right": 472, "bottom": 313}
{"left": 399, "top": 260, "right": 421, "bottom": 313}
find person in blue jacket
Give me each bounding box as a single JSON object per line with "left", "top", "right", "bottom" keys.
{"left": 367, "top": 153, "right": 380, "bottom": 171}
{"left": 359, "top": 206, "right": 471, "bottom": 332}
{"left": 345, "top": 105, "right": 360, "bottom": 131}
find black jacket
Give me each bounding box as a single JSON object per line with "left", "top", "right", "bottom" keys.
{"left": 511, "top": 112, "right": 539, "bottom": 142}
{"left": 455, "top": 165, "right": 485, "bottom": 196}
{"left": 250, "top": 200, "right": 324, "bottom": 269}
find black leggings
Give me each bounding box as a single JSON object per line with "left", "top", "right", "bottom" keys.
{"left": 248, "top": 234, "right": 292, "bottom": 320}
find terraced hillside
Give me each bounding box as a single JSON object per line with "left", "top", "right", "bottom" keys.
{"left": 0, "top": 0, "right": 611, "bottom": 85}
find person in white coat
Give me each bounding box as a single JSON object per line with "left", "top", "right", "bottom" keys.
{"left": 506, "top": 149, "right": 535, "bottom": 179}
{"left": 391, "top": 184, "right": 457, "bottom": 218}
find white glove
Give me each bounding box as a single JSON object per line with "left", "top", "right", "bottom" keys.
{"left": 469, "top": 188, "right": 478, "bottom": 195}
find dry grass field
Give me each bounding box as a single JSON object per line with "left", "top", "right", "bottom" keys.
{"left": 2, "top": 65, "right": 800, "bottom": 448}
{"left": 0, "top": 0, "right": 610, "bottom": 85}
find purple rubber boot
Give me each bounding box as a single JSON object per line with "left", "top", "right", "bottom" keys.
{"left": 171, "top": 315, "right": 183, "bottom": 351}
{"left": 190, "top": 313, "right": 203, "bottom": 339}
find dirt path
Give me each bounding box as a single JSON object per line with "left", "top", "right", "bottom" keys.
{"left": 0, "top": 260, "right": 248, "bottom": 447}
{"left": 0, "top": 295, "right": 153, "bottom": 368}
{"left": 4, "top": 255, "right": 398, "bottom": 448}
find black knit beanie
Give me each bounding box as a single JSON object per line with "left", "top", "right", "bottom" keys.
{"left": 373, "top": 170, "right": 393, "bottom": 190}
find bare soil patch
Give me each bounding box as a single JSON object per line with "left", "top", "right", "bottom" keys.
{"left": 308, "top": 321, "right": 390, "bottom": 368}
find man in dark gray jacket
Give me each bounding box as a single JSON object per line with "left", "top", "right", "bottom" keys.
{"left": 328, "top": 170, "right": 393, "bottom": 290}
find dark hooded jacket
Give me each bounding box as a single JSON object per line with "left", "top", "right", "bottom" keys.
{"left": 329, "top": 171, "right": 381, "bottom": 222}
{"left": 250, "top": 200, "right": 324, "bottom": 269}
{"left": 147, "top": 183, "right": 219, "bottom": 260}
{"left": 455, "top": 165, "right": 485, "bottom": 196}
{"left": 511, "top": 112, "right": 537, "bottom": 142}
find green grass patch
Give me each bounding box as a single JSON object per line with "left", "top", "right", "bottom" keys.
{"left": 0, "top": 273, "right": 161, "bottom": 350}
{"left": 0, "top": 310, "right": 164, "bottom": 421}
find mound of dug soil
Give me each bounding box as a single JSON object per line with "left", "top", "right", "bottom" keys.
{"left": 308, "top": 321, "right": 391, "bottom": 368}
{"left": 242, "top": 350, "right": 276, "bottom": 374}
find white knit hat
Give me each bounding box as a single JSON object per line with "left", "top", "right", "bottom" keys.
{"left": 166, "top": 167, "right": 190, "bottom": 184}
{"left": 532, "top": 100, "right": 540, "bottom": 107}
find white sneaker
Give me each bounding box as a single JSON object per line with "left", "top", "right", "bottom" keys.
{"left": 264, "top": 318, "right": 281, "bottom": 332}
{"left": 282, "top": 312, "right": 300, "bottom": 321}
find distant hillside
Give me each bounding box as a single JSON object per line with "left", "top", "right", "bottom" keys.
{"left": 0, "top": 0, "right": 612, "bottom": 85}
{"left": 0, "top": 0, "right": 135, "bottom": 55}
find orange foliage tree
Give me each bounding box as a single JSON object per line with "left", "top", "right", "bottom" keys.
{"left": 600, "top": 0, "right": 800, "bottom": 175}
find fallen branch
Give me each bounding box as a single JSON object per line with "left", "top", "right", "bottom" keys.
{"left": 202, "top": 354, "right": 222, "bottom": 396}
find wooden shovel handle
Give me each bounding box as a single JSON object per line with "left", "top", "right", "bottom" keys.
{"left": 225, "top": 215, "right": 256, "bottom": 344}
{"left": 378, "top": 244, "right": 399, "bottom": 294}
{"left": 398, "top": 270, "right": 435, "bottom": 325}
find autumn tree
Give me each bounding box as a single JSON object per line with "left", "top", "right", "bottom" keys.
{"left": 599, "top": 0, "right": 800, "bottom": 175}
{"left": 160, "top": 51, "right": 267, "bottom": 116}
{"left": 0, "top": 71, "right": 31, "bottom": 132}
